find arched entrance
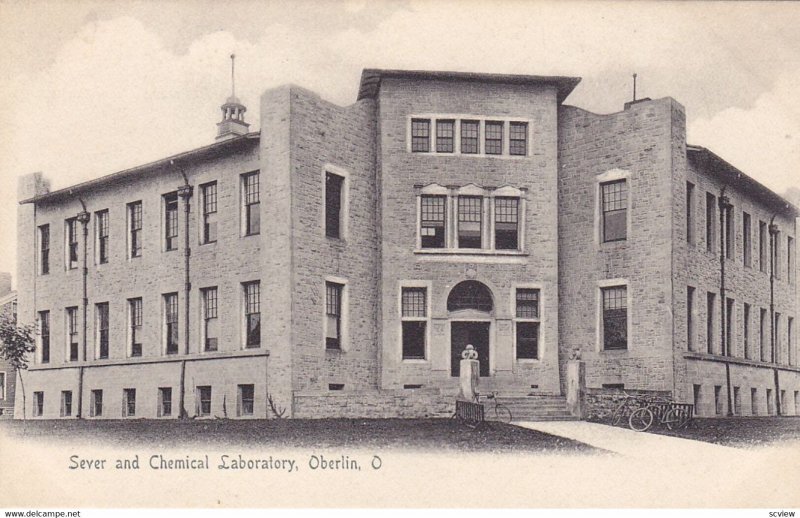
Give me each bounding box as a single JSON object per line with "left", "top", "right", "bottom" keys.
{"left": 447, "top": 281, "right": 493, "bottom": 377}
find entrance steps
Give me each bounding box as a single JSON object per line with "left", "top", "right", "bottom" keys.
{"left": 498, "top": 395, "right": 578, "bottom": 421}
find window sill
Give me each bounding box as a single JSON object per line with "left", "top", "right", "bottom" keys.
{"left": 414, "top": 249, "right": 526, "bottom": 256}
{"left": 516, "top": 358, "right": 541, "bottom": 364}
{"left": 198, "top": 241, "right": 217, "bottom": 247}
{"left": 402, "top": 358, "right": 427, "bottom": 364}
{"left": 325, "top": 348, "right": 344, "bottom": 354}
{"left": 599, "top": 348, "right": 628, "bottom": 354}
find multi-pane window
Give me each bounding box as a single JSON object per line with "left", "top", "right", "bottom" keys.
{"left": 242, "top": 172, "right": 260, "bottom": 236}
{"left": 725, "top": 205, "right": 734, "bottom": 260}
{"left": 687, "top": 286, "right": 695, "bottom": 351}
{"left": 66, "top": 218, "right": 79, "bottom": 269}
{"left": 96, "top": 303, "right": 109, "bottom": 359}
{"left": 123, "top": 388, "right": 136, "bottom": 417}
{"left": 201, "top": 182, "right": 218, "bottom": 244}
{"left": 202, "top": 287, "right": 218, "bottom": 352}
{"left": 759, "top": 221, "right": 767, "bottom": 272}
{"left": 706, "top": 193, "right": 717, "bottom": 252}
{"left": 128, "top": 201, "right": 142, "bottom": 258}
{"left": 436, "top": 120, "right": 454, "bottom": 153}
{"left": 196, "top": 386, "right": 212, "bottom": 416}
{"left": 509, "top": 122, "right": 528, "bottom": 156}
{"left": 158, "top": 387, "right": 172, "bottom": 417}
{"left": 61, "top": 390, "right": 72, "bottom": 417}
{"left": 686, "top": 182, "right": 695, "bottom": 244}
{"left": 238, "top": 384, "right": 255, "bottom": 416}
{"left": 33, "top": 392, "right": 43, "bottom": 417}
{"left": 601, "top": 286, "right": 627, "bottom": 350}
{"left": 515, "top": 289, "right": 540, "bottom": 359}
{"left": 457, "top": 196, "right": 482, "bottom": 248}
{"left": 325, "top": 282, "right": 343, "bottom": 350}
{"left": 129, "top": 298, "right": 142, "bottom": 357}
{"left": 707, "top": 292, "right": 716, "bottom": 354}
{"left": 96, "top": 209, "right": 109, "bottom": 264}
{"left": 66, "top": 306, "right": 79, "bottom": 361}
{"left": 411, "top": 119, "right": 430, "bottom": 152}
{"left": 401, "top": 287, "right": 427, "bottom": 360}
{"left": 461, "top": 120, "right": 479, "bottom": 154}
{"left": 420, "top": 195, "right": 446, "bottom": 248}
{"left": 325, "top": 172, "right": 344, "bottom": 239}
{"left": 164, "top": 192, "right": 179, "bottom": 251}
{"left": 39, "top": 224, "right": 50, "bottom": 275}
{"left": 164, "top": 293, "right": 179, "bottom": 355}
{"left": 484, "top": 121, "right": 503, "bottom": 155}
{"left": 244, "top": 281, "right": 261, "bottom": 348}
{"left": 743, "top": 212, "right": 752, "bottom": 267}
{"left": 601, "top": 180, "right": 627, "bottom": 242}
{"left": 38, "top": 310, "right": 50, "bottom": 364}
{"left": 91, "top": 389, "right": 103, "bottom": 417}
{"left": 494, "top": 197, "right": 519, "bottom": 250}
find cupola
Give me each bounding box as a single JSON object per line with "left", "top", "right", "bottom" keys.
{"left": 216, "top": 54, "right": 250, "bottom": 140}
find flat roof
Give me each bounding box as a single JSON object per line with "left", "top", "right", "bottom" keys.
{"left": 358, "top": 68, "right": 582, "bottom": 104}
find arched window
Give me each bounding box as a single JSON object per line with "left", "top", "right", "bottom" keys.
{"left": 447, "top": 281, "right": 493, "bottom": 313}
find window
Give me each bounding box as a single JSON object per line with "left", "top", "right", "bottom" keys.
{"left": 325, "top": 172, "right": 344, "bottom": 239}
{"left": 38, "top": 310, "right": 50, "bottom": 364}
{"left": 96, "top": 303, "right": 109, "bottom": 359}
{"left": 401, "top": 287, "right": 427, "bottom": 360}
{"left": 601, "top": 180, "right": 627, "bottom": 242}
{"left": 687, "top": 286, "right": 695, "bottom": 351}
{"left": 201, "top": 182, "right": 218, "bottom": 244}
{"left": 164, "top": 293, "right": 178, "bottom": 355}
{"left": 744, "top": 303, "right": 751, "bottom": 359}
{"left": 743, "top": 212, "right": 752, "bottom": 267}
{"left": 714, "top": 385, "right": 723, "bottom": 415}
{"left": 706, "top": 193, "right": 716, "bottom": 252}
{"left": 202, "top": 287, "right": 218, "bottom": 352}
{"left": 457, "top": 196, "right": 482, "bottom": 248}
{"left": 601, "top": 286, "right": 627, "bottom": 350}
{"left": 33, "top": 391, "right": 43, "bottom": 417}
{"left": 242, "top": 172, "right": 260, "bottom": 236}
{"left": 96, "top": 209, "right": 109, "bottom": 264}
{"left": 243, "top": 282, "right": 261, "bottom": 348}
{"left": 436, "top": 120, "right": 454, "bottom": 153}
{"left": 129, "top": 298, "right": 142, "bottom": 357}
{"left": 158, "top": 387, "right": 172, "bottom": 417}
{"left": 759, "top": 221, "right": 767, "bottom": 272}
{"left": 789, "top": 236, "right": 795, "bottom": 284}
{"left": 693, "top": 385, "right": 701, "bottom": 416}
{"left": 128, "top": 201, "right": 142, "bottom": 258}
{"left": 325, "top": 282, "right": 343, "bottom": 350}
{"left": 751, "top": 388, "right": 758, "bottom": 415}
{"left": 685, "top": 182, "right": 695, "bottom": 244}
{"left": 91, "top": 389, "right": 103, "bottom": 417}
{"left": 60, "top": 391, "right": 72, "bottom": 417}
{"left": 733, "top": 386, "right": 741, "bottom": 416}
{"left": 66, "top": 306, "right": 79, "bottom": 361}
{"left": 725, "top": 204, "right": 734, "bottom": 260}
{"left": 789, "top": 317, "right": 794, "bottom": 366}
{"left": 775, "top": 313, "right": 781, "bottom": 364}
{"left": 509, "top": 122, "right": 527, "bottom": 156}
{"left": 411, "top": 119, "right": 430, "bottom": 152}
{"left": 0, "top": 372, "right": 5, "bottom": 400}
{"left": 238, "top": 384, "right": 254, "bottom": 416}
{"left": 123, "top": 388, "right": 136, "bottom": 417}
{"left": 39, "top": 224, "right": 50, "bottom": 274}
{"left": 706, "top": 292, "right": 716, "bottom": 354}
{"left": 760, "top": 308, "right": 767, "bottom": 361}
{"left": 420, "top": 195, "right": 446, "bottom": 248}
{"left": 66, "top": 218, "right": 79, "bottom": 269}
{"left": 773, "top": 229, "right": 781, "bottom": 279}
{"left": 196, "top": 386, "right": 211, "bottom": 416}
{"left": 461, "top": 120, "right": 479, "bottom": 154}
{"left": 164, "top": 192, "right": 179, "bottom": 251}
{"left": 485, "top": 121, "right": 503, "bottom": 155}
{"left": 725, "top": 298, "right": 734, "bottom": 356}
{"left": 767, "top": 388, "right": 774, "bottom": 415}
{"left": 494, "top": 197, "right": 519, "bottom": 250}
{"left": 515, "top": 288, "right": 540, "bottom": 359}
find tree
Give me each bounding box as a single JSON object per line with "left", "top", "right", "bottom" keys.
{"left": 0, "top": 314, "right": 35, "bottom": 420}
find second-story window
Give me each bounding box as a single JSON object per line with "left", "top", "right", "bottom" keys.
{"left": 38, "top": 310, "right": 50, "bottom": 364}
{"left": 706, "top": 193, "right": 717, "bottom": 253}
{"left": 242, "top": 172, "right": 260, "bottom": 236}
{"left": 509, "top": 122, "right": 528, "bottom": 156}
{"left": 461, "top": 120, "right": 479, "bottom": 154}
{"left": 202, "top": 287, "right": 218, "bottom": 352}
{"left": 457, "top": 196, "right": 482, "bottom": 249}
{"left": 96, "top": 302, "right": 109, "bottom": 359}
{"left": 164, "top": 193, "right": 179, "bottom": 251}
{"left": 743, "top": 211, "right": 752, "bottom": 267}
{"left": 325, "top": 172, "right": 344, "bottom": 239}
{"left": 129, "top": 298, "right": 142, "bottom": 357}
{"left": 66, "top": 306, "right": 79, "bottom": 361}
{"left": 411, "top": 119, "right": 430, "bottom": 152}
{"left": 436, "top": 120, "right": 454, "bottom": 153}
{"left": 420, "top": 195, "right": 446, "bottom": 248}
{"left": 601, "top": 180, "right": 627, "bottom": 242}
{"left": 39, "top": 224, "right": 50, "bottom": 275}
{"left": 66, "top": 218, "right": 79, "bottom": 270}
{"left": 96, "top": 209, "right": 109, "bottom": 264}
{"left": 201, "top": 182, "right": 217, "bottom": 244}
{"left": 485, "top": 121, "right": 503, "bottom": 155}
{"left": 244, "top": 281, "right": 261, "bottom": 348}
{"left": 164, "top": 293, "right": 178, "bottom": 355}
{"left": 128, "top": 201, "right": 142, "bottom": 258}
{"left": 494, "top": 197, "right": 519, "bottom": 250}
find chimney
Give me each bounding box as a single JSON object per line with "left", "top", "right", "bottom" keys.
{"left": 216, "top": 54, "right": 250, "bottom": 141}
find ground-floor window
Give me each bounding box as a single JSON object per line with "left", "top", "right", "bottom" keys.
{"left": 33, "top": 391, "right": 43, "bottom": 417}
{"left": 693, "top": 384, "right": 701, "bottom": 415}
{"left": 91, "top": 389, "right": 103, "bottom": 417}
{"left": 714, "top": 385, "right": 723, "bottom": 415}
{"left": 751, "top": 388, "right": 758, "bottom": 415}
{"left": 158, "top": 387, "right": 172, "bottom": 417}
{"left": 733, "top": 386, "right": 741, "bottom": 416}
{"left": 766, "top": 388, "right": 774, "bottom": 415}
{"left": 197, "top": 386, "right": 212, "bottom": 416}
{"left": 238, "top": 384, "right": 254, "bottom": 416}
{"left": 0, "top": 371, "right": 5, "bottom": 400}
{"left": 61, "top": 390, "right": 72, "bottom": 417}
{"left": 123, "top": 388, "right": 136, "bottom": 417}
{"left": 601, "top": 285, "right": 627, "bottom": 350}
{"left": 515, "top": 288, "right": 540, "bottom": 360}
{"left": 795, "top": 391, "right": 799, "bottom": 415}
{"left": 401, "top": 287, "right": 427, "bottom": 360}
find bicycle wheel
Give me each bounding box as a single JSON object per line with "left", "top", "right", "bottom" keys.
{"left": 663, "top": 408, "right": 681, "bottom": 430}
{"left": 494, "top": 404, "right": 512, "bottom": 424}
{"left": 610, "top": 404, "right": 629, "bottom": 426}
{"left": 628, "top": 407, "right": 654, "bottom": 432}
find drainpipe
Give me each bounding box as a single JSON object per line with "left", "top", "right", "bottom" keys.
{"left": 719, "top": 189, "right": 733, "bottom": 416}
{"left": 769, "top": 217, "right": 781, "bottom": 415}
{"left": 75, "top": 201, "right": 90, "bottom": 419}
{"left": 176, "top": 167, "right": 193, "bottom": 419}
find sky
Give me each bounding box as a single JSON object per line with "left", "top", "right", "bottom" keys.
{"left": 0, "top": 0, "right": 799, "bottom": 284}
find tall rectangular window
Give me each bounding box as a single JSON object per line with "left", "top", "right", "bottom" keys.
{"left": 706, "top": 292, "right": 716, "bottom": 354}
{"left": 706, "top": 193, "right": 716, "bottom": 253}
{"left": 420, "top": 195, "right": 446, "bottom": 249}
{"left": 242, "top": 172, "right": 260, "bottom": 236}
{"left": 325, "top": 172, "right": 344, "bottom": 239}
{"left": 484, "top": 121, "right": 503, "bottom": 155}
{"left": 775, "top": 313, "right": 781, "bottom": 364}
{"left": 601, "top": 286, "right": 627, "bottom": 350}
{"left": 238, "top": 384, "right": 254, "bottom": 416}
{"left": 714, "top": 385, "right": 723, "bottom": 415}
{"left": 196, "top": 386, "right": 211, "bottom": 416}
{"left": 202, "top": 287, "right": 218, "bottom": 352}
{"left": 91, "top": 389, "right": 103, "bottom": 417}
{"left": 494, "top": 197, "right": 519, "bottom": 250}
{"left": 201, "top": 182, "right": 218, "bottom": 244}
{"left": 515, "top": 288, "right": 540, "bottom": 359}
{"left": 789, "top": 317, "right": 794, "bottom": 366}
{"left": 60, "top": 390, "right": 72, "bottom": 417}
{"left": 751, "top": 388, "right": 758, "bottom": 415}
{"left": 66, "top": 218, "right": 79, "bottom": 270}
{"left": 760, "top": 308, "right": 767, "bottom": 361}
{"left": 767, "top": 388, "right": 774, "bottom": 415}
{"left": 725, "top": 205, "right": 734, "bottom": 260}
{"left": 733, "top": 386, "right": 741, "bottom": 416}
{"left": 436, "top": 120, "right": 454, "bottom": 153}
{"left": 509, "top": 122, "right": 528, "bottom": 156}
{"left": 325, "top": 282, "right": 343, "bottom": 350}
{"left": 411, "top": 119, "right": 430, "bottom": 152}
{"left": 743, "top": 303, "right": 751, "bottom": 359}
{"left": 95, "top": 209, "right": 109, "bottom": 264}
{"left": 457, "top": 196, "right": 482, "bottom": 248}
{"left": 726, "top": 297, "right": 734, "bottom": 356}
{"left": 401, "top": 287, "right": 427, "bottom": 360}
{"left": 685, "top": 182, "right": 695, "bottom": 244}
{"left": 123, "top": 388, "right": 136, "bottom": 417}
{"left": 244, "top": 281, "right": 261, "bottom": 348}
{"left": 164, "top": 192, "right": 179, "bottom": 251}
{"left": 33, "top": 392, "right": 43, "bottom": 417}
{"left": 759, "top": 221, "right": 767, "bottom": 272}
{"left": 460, "top": 120, "right": 479, "bottom": 154}
{"left": 0, "top": 372, "right": 5, "bottom": 400}
{"left": 128, "top": 201, "right": 142, "bottom": 258}
{"left": 39, "top": 224, "right": 50, "bottom": 274}
{"left": 66, "top": 306, "right": 79, "bottom": 361}
{"left": 38, "top": 310, "right": 50, "bottom": 364}
{"left": 743, "top": 212, "right": 752, "bottom": 267}
{"left": 158, "top": 387, "right": 172, "bottom": 417}
{"left": 164, "top": 293, "right": 179, "bottom": 355}
{"left": 129, "top": 298, "right": 142, "bottom": 357}
{"left": 687, "top": 286, "right": 695, "bottom": 351}
{"left": 601, "top": 180, "right": 627, "bottom": 242}
{"left": 789, "top": 236, "right": 795, "bottom": 284}
{"left": 96, "top": 302, "right": 109, "bottom": 359}
{"left": 773, "top": 230, "right": 782, "bottom": 279}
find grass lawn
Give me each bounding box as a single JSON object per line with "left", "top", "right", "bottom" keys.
{"left": 648, "top": 416, "right": 800, "bottom": 447}
{"left": 0, "top": 418, "right": 599, "bottom": 454}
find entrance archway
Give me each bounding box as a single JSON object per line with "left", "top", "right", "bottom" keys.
{"left": 448, "top": 281, "right": 493, "bottom": 377}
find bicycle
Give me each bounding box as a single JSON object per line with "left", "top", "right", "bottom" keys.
{"left": 609, "top": 391, "right": 644, "bottom": 427}
{"left": 476, "top": 391, "right": 513, "bottom": 424}
{"left": 628, "top": 398, "right": 691, "bottom": 432}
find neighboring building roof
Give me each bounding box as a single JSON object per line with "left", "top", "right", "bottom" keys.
{"left": 358, "top": 68, "right": 582, "bottom": 104}
{"left": 20, "top": 132, "right": 260, "bottom": 205}
{"left": 0, "top": 291, "right": 16, "bottom": 308}
{"left": 687, "top": 145, "right": 799, "bottom": 218}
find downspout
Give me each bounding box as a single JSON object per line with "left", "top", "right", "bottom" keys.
{"left": 176, "top": 166, "right": 193, "bottom": 419}
{"left": 719, "top": 188, "right": 733, "bottom": 416}
{"left": 769, "top": 216, "right": 781, "bottom": 415}
{"left": 76, "top": 200, "right": 91, "bottom": 419}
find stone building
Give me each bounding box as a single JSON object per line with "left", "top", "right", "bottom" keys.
{"left": 14, "top": 69, "right": 799, "bottom": 420}
{"left": 0, "top": 272, "right": 18, "bottom": 418}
